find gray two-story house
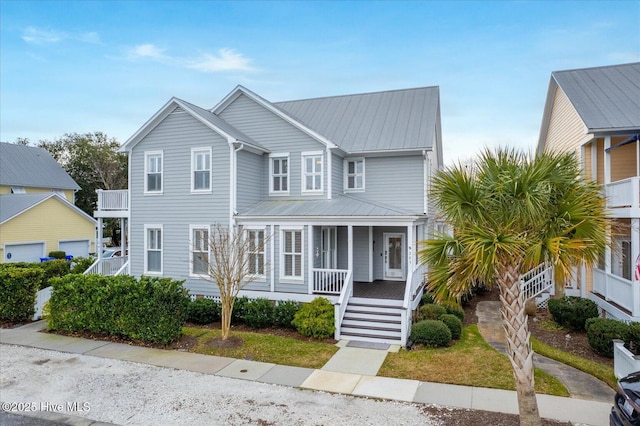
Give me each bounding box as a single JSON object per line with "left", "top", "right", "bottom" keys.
{"left": 95, "top": 85, "right": 443, "bottom": 345}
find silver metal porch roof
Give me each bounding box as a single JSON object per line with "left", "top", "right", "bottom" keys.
{"left": 274, "top": 87, "right": 440, "bottom": 153}
{"left": 553, "top": 62, "right": 640, "bottom": 132}
{"left": 238, "top": 195, "right": 417, "bottom": 218}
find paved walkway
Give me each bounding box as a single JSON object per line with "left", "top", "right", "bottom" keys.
{"left": 476, "top": 300, "right": 615, "bottom": 403}
{"left": 0, "top": 320, "right": 612, "bottom": 426}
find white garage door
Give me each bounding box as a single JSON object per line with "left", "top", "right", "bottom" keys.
{"left": 4, "top": 242, "right": 46, "bottom": 263}
{"left": 59, "top": 240, "right": 90, "bottom": 258}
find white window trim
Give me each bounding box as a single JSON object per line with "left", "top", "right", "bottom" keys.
{"left": 189, "top": 224, "right": 210, "bottom": 278}
{"left": 144, "top": 224, "right": 163, "bottom": 275}
{"left": 144, "top": 150, "right": 163, "bottom": 195}
{"left": 344, "top": 158, "right": 365, "bottom": 192}
{"left": 301, "top": 151, "right": 324, "bottom": 194}
{"left": 191, "top": 147, "right": 212, "bottom": 194}
{"left": 280, "top": 226, "right": 304, "bottom": 282}
{"left": 269, "top": 153, "right": 290, "bottom": 196}
{"left": 245, "top": 226, "right": 267, "bottom": 279}
{"left": 10, "top": 186, "right": 26, "bottom": 194}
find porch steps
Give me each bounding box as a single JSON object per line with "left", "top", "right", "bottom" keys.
{"left": 340, "top": 297, "right": 403, "bottom": 345}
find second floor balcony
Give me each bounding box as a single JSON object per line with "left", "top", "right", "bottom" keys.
{"left": 605, "top": 177, "right": 640, "bottom": 217}
{"left": 94, "top": 189, "right": 129, "bottom": 218}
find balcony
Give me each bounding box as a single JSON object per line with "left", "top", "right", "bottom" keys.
{"left": 592, "top": 268, "right": 640, "bottom": 320}
{"left": 94, "top": 189, "right": 129, "bottom": 218}
{"left": 605, "top": 177, "right": 640, "bottom": 217}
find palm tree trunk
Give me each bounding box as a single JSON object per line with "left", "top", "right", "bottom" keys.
{"left": 496, "top": 261, "right": 542, "bottom": 426}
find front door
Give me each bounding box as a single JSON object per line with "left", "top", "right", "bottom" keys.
{"left": 384, "top": 233, "right": 405, "bottom": 280}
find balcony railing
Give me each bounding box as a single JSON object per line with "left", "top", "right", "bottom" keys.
{"left": 606, "top": 177, "right": 640, "bottom": 209}
{"left": 95, "top": 189, "right": 129, "bottom": 218}
{"left": 312, "top": 268, "right": 349, "bottom": 294}
{"left": 84, "top": 256, "right": 129, "bottom": 276}
{"left": 593, "top": 268, "right": 634, "bottom": 314}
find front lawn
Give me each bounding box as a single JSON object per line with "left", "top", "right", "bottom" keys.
{"left": 378, "top": 325, "right": 569, "bottom": 397}
{"left": 184, "top": 327, "right": 338, "bottom": 369}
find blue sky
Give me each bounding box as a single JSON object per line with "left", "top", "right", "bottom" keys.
{"left": 1, "top": 1, "right": 639, "bottom": 164}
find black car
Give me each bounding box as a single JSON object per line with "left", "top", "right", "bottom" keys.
{"left": 611, "top": 371, "right": 640, "bottom": 426}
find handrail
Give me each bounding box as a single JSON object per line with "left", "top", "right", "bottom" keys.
{"left": 84, "top": 258, "right": 101, "bottom": 275}
{"left": 334, "top": 270, "right": 353, "bottom": 340}
{"left": 521, "top": 263, "right": 553, "bottom": 300}
{"left": 312, "top": 268, "right": 349, "bottom": 294}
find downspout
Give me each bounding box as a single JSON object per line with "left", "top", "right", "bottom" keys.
{"left": 423, "top": 150, "right": 428, "bottom": 215}
{"left": 229, "top": 140, "right": 245, "bottom": 228}
{"left": 326, "top": 146, "right": 332, "bottom": 200}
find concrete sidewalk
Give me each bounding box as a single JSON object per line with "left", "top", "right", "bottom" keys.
{"left": 0, "top": 321, "right": 611, "bottom": 426}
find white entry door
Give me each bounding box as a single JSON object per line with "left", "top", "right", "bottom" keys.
{"left": 384, "top": 233, "right": 405, "bottom": 280}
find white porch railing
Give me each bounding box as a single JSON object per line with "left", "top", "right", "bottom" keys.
{"left": 312, "top": 268, "right": 349, "bottom": 294}
{"left": 593, "top": 268, "right": 634, "bottom": 313}
{"left": 401, "top": 263, "right": 426, "bottom": 345}
{"left": 96, "top": 189, "right": 129, "bottom": 211}
{"left": 33, "top": 286, "right": 52, "bottom": 320}
{"left": 606, "top": 177, "right": 640, "bottom": 209}
{"left": 333, "top": 270, "right": 353, "bottom": 340}
{"left": 84, "top": 256, "right": 129, "bottom": 276}
{"left": 521, "top": 263, "right": 554, "bottom": 300}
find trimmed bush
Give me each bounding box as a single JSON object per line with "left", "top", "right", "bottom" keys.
{"left": 0, "top": 260, "right": 70, "bottom": 289}
{"left": 292, "top": 297, "right": 335, "bottom": 339}
{"left": 70, "top": 256, "right": 95, "bottom": 274}
{"left": 445, "top": 305, "right": 465, "bottom": 322}
{"left": 48, "top": 251, "right": 66, "bottom": 259}
{"left": 410, "top": 320, "right": 452, "bottom": 347}
{"left": 48, "top": 274, "right": 190, "bottom": 344}
{"left": 627, "top": 322, "right": 640, "bottom": 355}
{"left": 585, "top": 317, "right": 629, "bottom": 358}
{"left": 274, "top": 300, "right": 300, "bottom": 329}
{"left": 0, "top": 267, "right": 43, "bottom": 322}
{"left": 421, "top": 292, "right": 435, "bottom": 305}
{"left": 439, "top": 313, "right": 462, "bottom": 340}
{"left": 418, "top": 304, "right": 447, "bottom": 321}
{"left": 244, "top": 298, "right": 275, "bottom": 328}
{"left": 188, "top": 298, "right": 221, "bottom": 324}
{"left": 548, "top": 296, "right": 598, "bottom": 331}
{"left": 232, "top": 296, "right": 250, "bottom": 324}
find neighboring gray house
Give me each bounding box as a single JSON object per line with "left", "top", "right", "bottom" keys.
{"left": 94, "top": 85, "right": 444, "bottom": 345}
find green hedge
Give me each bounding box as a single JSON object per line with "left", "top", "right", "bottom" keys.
{"left": 417, "top": 304, "right": 447, "bottom": 321}
{"left": 0, "top": 260, "right": 70, "bottom": 289}
{"left": 585, "top": 317, "right": 629, "bottom": 358}
{"left": 0, "top": 268, "right": 43, "bottom": 322}
{"left": 410, "top": 320, "right": 451, "bottom": 347}
{"left": 292, "top": 297, "right": 335, "bottom": 339}
{"left": 274, "top": 300, "right": 300, "bottom": 329}
{"left": 548, "top": 296, "right": 598, "bottom": 331}
{"left": 244, "top": 298, "right": 275, "bottom": 328}
{"left": 439, "top": 313, "right": 462, "bottom": 340}
{"left": 48, "top": 274, "right": 190, "bottom": 344}
{"left": 188, "top": 298, "right": 221, "bottom": 324}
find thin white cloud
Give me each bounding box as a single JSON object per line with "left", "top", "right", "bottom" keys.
{"left": 77, "top": 32, "right": 101, "bottom": 44}
{"left": 187, "top": 48, "right": 255, "bottom": 72}
{"left": 127, "top": 43, "right": 167, "bottom": 60}
{"left": 22, "top": 26, "right": 64, "bottom": 44}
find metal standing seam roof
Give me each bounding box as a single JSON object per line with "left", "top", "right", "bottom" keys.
{"left": 553, "top": 62, "right": 640, "bottom": 132}
{"left": 0, "top": 142, "right": 80, "bottom": 190}
{"left": 273, "top": 86, "right": 440, "bottom": 153}
{"left": 238, "top": 195, "right": 417, "bottom": 217}
{"left": 175, "top": 99, "right": 267, "bottom": 151}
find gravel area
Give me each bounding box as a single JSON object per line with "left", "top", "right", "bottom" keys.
{"left": 0, "top": 345, "right": 440, "bottom": 425}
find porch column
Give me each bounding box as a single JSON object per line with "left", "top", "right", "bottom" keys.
{"left": 604, "top": 136, "right": 611, "bottom": 185}
{"left": 121, "top": 218, "right": 126, "bottom": 258}
{"left": 348, "top": 225, "right": 353, "bottom": 273}
{"left": 308, "top": 225, "right": 314, "bottom": 294}
{"left": 407, "top": 224, "right": 414, "bottom": 272}
{"left": 368, "top": 226, "right": 373, "bottom": 282}
{"left": 97, "top": 217, "right": 103, "bottom": 274}
{"left": 632, "top": 219, "right": 640, "bottom": 317}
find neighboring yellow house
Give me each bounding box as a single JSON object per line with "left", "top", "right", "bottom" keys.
{"left": 0, "top": 142, "right": 97, "bottom": 262}
{"left": 537, "top": 62, "right": 640, "bottom": 322}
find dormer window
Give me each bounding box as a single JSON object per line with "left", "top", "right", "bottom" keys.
{"left": 10, "top": 186, "right": 26, "bottom": 194}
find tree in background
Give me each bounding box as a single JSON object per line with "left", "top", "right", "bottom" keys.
{"left": 420, "top": 148, "right": 607, "bottom": 426}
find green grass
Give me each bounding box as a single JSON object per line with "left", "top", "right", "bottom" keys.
{"left": 183, "top": 327, "right": 338, "bottom": 369}
{"left": 530, "top": 336, "right": 617, "bottom": 389}
{"left": 378, "top": 325, "right": 569, "bottom": 396}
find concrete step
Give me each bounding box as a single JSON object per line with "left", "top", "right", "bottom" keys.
{"left": 341, "top": 319, "right": 402, "bottom": 330}
{"left": 345, "top": 305, "right": 404, "bottom": 316}
{"left": 343, "top": 312, "right": 402, "bottom": 323}
{"left": 348, "top": 297, "right": 404, "bottom": 307}
{"left": 340, "top": 327, "right": 402, "bottom": 343}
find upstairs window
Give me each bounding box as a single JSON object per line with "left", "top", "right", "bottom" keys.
{"left": 145, "top": 151, "right": 163, "bottom": 194}
{"left": 191, "top": 148, "right": 211, "bottom": 192}
{"left": 270, "top": 154, "right": 289, "bottom": 195}
{"left": 302, "top": 152, "right": 323, "bottom": 193}
{"left": 345, "top": 158, "right": 364, "bottom": 191}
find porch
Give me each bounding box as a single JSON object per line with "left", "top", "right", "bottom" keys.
{"left": 591, "top": 268, "right": 640, "bottom": 321}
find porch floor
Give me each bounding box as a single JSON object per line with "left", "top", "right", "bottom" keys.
{"left": 353, "top": 280, "right": 405, "bottom": 300}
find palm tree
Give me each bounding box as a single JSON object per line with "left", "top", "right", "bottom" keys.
{"left": 421, "top": 148, "right": 607, "bottom": 426}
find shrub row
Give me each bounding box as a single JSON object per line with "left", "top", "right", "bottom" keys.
{"left": 0, "top": 267, "right": 44, "bottom": 322}
{"left": 418, "top": 303, "right": 465, "bottom": 322}
{"left": 410, "top": 313, "right": 463, "bottom": 347}
{"left": 188, "top": 297, "right": 302, "bottom": 330}
{"left": 48, "top": 274, "right": 190, "bottom": 344}
{"left": 292, "top": 297, "right": 335, "bottom": 339}
{"left": 586, "top": 318, "right": 640, "bottom": 358}
{"left": 548, "top": 296, "right": 598, "bottom": 331}
{"left": 0, "top": 259, "right": 72, "bottom": 290}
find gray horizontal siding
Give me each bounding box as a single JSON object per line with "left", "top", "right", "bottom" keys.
{"left": 236, "top": 150, "right": 263, "bottom": 211}
{"left": 332, "top": 152, "right": 343, "bottom": 198}
{"left": 353, "top": 226, "right": 370, "bottom": 282}
{"left": 129, "top": 109, "right": 231, "bottom": 279}
{"left": 348, "top": 154, "right": 424, "bottom": 213}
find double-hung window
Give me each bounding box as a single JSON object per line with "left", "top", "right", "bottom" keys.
{"left": 145, "top": 151, "right": 163, "bottom": 194}
{"left": 144, "top": 225, "right": 163, "bottom": 274}
{"left": 302, "top": 152, "right": 323, "bottom": 193}
{"left": 191, "top": 148, "right": 211, "bottom": 192}
{"left": 190, "top": 226, "right": 209, "bottom": 275}
{"left": 270, "top": 154, "right": 289, "bottom": 195}
{"left": 345, "top": 158, "right": 364, "bottom": 191}
{"left": 247, "top": 229, "right": 265, "bottom": 276}
{"left": 281, "top": 229, "right": 303, "bottom": 280}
